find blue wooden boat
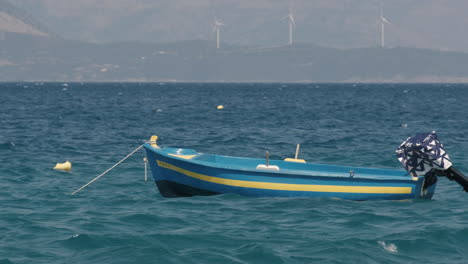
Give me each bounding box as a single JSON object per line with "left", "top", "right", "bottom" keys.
{"left": 143, "top": 133, "right": 468, "bottom": 200}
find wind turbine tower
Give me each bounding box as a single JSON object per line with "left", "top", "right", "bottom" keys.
{"left": 379, "top": 2, "right": 390, "bottom": 48}
{"left": 214, "top": 19, "right": 224, "bottom": 49}
{"left": 287, "top": 9, "right": 295, "bottom": 45}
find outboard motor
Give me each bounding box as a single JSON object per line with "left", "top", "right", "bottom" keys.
{"left": 396, "top": 131, "right": 468, "bottom": 192}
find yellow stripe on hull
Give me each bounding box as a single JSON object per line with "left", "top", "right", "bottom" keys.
{"left": 156, "top": 160, "right": 412, "bottom": 194}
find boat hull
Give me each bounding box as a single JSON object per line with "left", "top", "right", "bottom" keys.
{"left": 144, "top": 144, "right": 436, "bottom": 200}
{"left": 156, "top": 180, "right": 220, "bottom": 197}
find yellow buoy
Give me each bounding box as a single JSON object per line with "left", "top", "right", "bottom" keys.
{"left": 217, "top": 105, "right": 224, "bottom": 110}
{"left": 54, "top": 161, "right": 72, "bottom": 171}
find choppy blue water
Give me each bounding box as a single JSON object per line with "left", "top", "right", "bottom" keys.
{"left": 1, "top": 82, "right": 468, "bottom": 263}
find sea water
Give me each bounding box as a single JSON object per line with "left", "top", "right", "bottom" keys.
{"left": 1, "top": 82, "right": 468, "bottom": 263}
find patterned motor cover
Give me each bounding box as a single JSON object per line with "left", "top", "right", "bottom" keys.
{"left": 396, "top": 132, "right": 452, "bottom": 177}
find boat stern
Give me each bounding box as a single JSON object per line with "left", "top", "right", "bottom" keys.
{"left": 413, "top": 173, "right": 438, "bottom": 199}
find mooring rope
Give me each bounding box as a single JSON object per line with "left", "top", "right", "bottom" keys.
{"left": 71, "top": 143, "right": 146, "bottom": 195}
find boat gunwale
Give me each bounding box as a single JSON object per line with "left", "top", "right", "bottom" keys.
{"left": 144, "top": 143, "right": 417, "bottom": 182}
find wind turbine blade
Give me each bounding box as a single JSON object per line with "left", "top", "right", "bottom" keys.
{"left": 289, "top": 14, "right": 295, "bottom": 26}
{"left": 381, "top": 16, "right": 390, "bottom": 24}
{"left": 380, "top": 1, "right": 384, "bottom": 16}
{"left": 288, "top": 6, "right": 295, "bottom": 24}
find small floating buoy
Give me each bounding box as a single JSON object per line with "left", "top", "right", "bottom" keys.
{"left": 54, "top": 161, "right": 72, "bottom": 171}
{"left": 216, "top": 105, "right": 224, "bottom": 110}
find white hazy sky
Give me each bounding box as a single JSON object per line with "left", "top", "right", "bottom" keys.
{"left": 11, "top": 0, "right": 468, "bottom": 52}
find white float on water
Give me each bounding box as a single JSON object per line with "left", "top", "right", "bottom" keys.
{"left": 54, "top": 161, "right": 72, "bottom": 171}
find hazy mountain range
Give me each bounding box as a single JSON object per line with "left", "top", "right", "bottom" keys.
{"left": 10, "top": 0, "right": 468, "bottom": 52}
{"left": 0, "top": 0, "right": 48, "bottom": 36}
{"left": 2, "top": 0, "right": 468, "bottom": 82}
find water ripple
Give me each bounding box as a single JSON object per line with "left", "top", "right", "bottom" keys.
{"left": 1, "top": 83, "right": 468, "bottom": 263}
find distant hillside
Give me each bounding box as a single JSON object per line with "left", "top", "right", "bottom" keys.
{"left": 2, "top": 0, "right": 468, "bottom": 82}
{"left": 0, "top": 0, "right": 48, "bottom": 36}
{"left": 1, "top": 36, "right": 468, "bottom": 82}
{"left": 11, "top": 0, "right": 468, "bottom": 53}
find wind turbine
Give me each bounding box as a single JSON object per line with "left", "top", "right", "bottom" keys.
{"left": 378, "top": 2, "right": 390, "bottom": 48}
{"left": 287, "top": 8, "right": 296, "bottom": 45}
{"left": 213, "top": 19, "right": 224, "bottom": 49}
